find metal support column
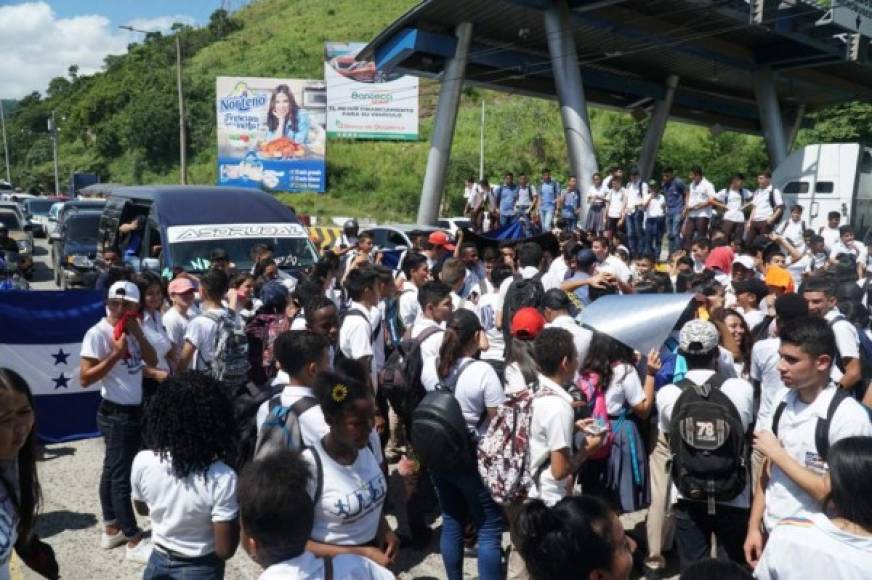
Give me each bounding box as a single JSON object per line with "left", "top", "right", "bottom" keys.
{"left": 752, "top": 65, "right": 788, "bottom": 167}
{"left": 638, "top": 75, "right": 679, "bottom": 182}
{"left": 784, "top": 103, "right": 806, "bottom": 153}
{"left": 417, "top": 21, "right": 473, "bottom": 225}
{"left": 544, "top": 0, "right": 598, "bottom": 216}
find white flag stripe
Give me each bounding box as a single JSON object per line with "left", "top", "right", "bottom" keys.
{"left": 0, "top": 343, "right": 98, "bottom": 397}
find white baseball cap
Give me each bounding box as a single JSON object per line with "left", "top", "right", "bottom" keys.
{"left": 732, "top": 255, "right": 755, "bottom": 271}
{"left": 107, "top": 281, "right": 140, "bottom": 304}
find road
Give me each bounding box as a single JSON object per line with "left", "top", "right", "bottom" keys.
{"left": 23, "top": 237, "right": 672, "bottom": 579}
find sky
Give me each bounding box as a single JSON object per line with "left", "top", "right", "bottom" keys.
{"left": 0, "top": 1, "right": 225, "bottom": 99}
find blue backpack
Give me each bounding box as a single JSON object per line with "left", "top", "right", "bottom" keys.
{"left": 655, "top": 337, "right": 688, "bottom": 390}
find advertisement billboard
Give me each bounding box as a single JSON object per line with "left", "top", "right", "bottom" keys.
{"left": 216, "top": 76, "right": 326, "bottom": 193}
{"left": 325, "top": 42, "right": 419, "bottom": 141}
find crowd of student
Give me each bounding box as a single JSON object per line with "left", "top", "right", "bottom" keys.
{"left": 1, "top": 182, "right": 872, "bottom": 579}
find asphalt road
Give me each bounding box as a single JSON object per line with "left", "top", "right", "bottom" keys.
{"left": 24, "top": 237, "right": 673, "bottom": 579}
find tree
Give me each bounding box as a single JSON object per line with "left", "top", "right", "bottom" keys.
{"left": 806, "top": 102, "right": 872, "bottom": 145}
{"left": 68, "top": 65, "right": 79, "bottom": 81}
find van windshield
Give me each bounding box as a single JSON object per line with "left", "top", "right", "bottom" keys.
{"left": 169, "top": 236, "right": 318, "bottom": 272}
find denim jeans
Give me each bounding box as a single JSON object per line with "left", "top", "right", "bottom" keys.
{"left": 97, "top": 402, "right": 142, "bottom": 538}
{"left": 665, "top": 212, "right": 683, "bottom": 255}
{"left": 144, "top": 549, "right": 225, "bottom": 580}
{"left": 644, "top": 216, "right": 666, "bottom": 260}
{"left": 539, "top": 208, "right": 555, "bottom": 231}
{"left": 500, "top": 214, "right": 516, "bottom": 227}
{"left": 431, "top": 468, "right": 505, "bottom": 580}
{"left": 625, "top": 209, "right": 644, "bottom": 256}
{"left": 561, "top": 215, "right": 577, "bottom": 232}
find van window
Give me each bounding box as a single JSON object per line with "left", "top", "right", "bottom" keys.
{"left": 783, "top": 181, "right": 809, "bottom": 194}
{"left": 815, "top": 181, "right": 834, "bottom": 194}
{"left": 862, "top": 151, "right": 872, "bottom": 174}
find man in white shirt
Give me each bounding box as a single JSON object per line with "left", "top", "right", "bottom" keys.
{"left": 624, "top": 167, "right": 647, "bottom": 257}
{"left": 542, "top": 289, "right": 592, "bottom": 366}
{"left": 681, "top": 166, "right": 715, "bottom": 251}
{"left": 828, "top": 224, "right": 867, "bottom": 278}
{"left": 746, "top": 170, "right": 784, "bottom": 245}
{"left": 496, "top": 242, "right": 544, "bottom": 330}
{"left": 777, "top": 204, "right": 807, "bottom": 252}
{"left": 337, "top": 267, "right": 380, "bottom": 380}
{"left": 819, "top": 211, "right": 841, "bottom": 251}
{"left": 397, "top": 252, "right": 429, "bottom": 331}
{"left": 656, "top": 319, "right": 754, "bottom": 571}
{"left": 515, "top": 173, "right": 536, "bottom": 218}
{"left": 591, "top": 236, "right": 632, "bottom": 287}
{"left": 734, "top": 278, "right": 769, "bottom": 331}
{"left": 163, "top": 276, "right": 197, "bottom": 358}
{"left": 410, "top": 281, "right": 453, "bottom": 362}
{"left": 179, "top": 269, "right": 234, "bottom": 372}
{"left": 801, "top": 277, "right": 862, "bottom": 394}
{"left": 744, "top": 317, "right": 872, "bottom": 567}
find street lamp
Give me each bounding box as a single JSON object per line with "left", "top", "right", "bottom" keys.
{"left": 119, "top": 25, "right": 187, "bottom": 184}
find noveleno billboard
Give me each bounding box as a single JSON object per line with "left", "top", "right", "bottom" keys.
{"left": 216, "top": 76, "right": 326, "bottom": 193}
{"left": 325, "top": 42, "right": 419, "bottom": 141}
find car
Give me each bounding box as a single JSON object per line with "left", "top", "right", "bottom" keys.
{"left": 0, "top": 210, "right": 33, "bottom": 279}
{"left": 361, "top": 223, "right": 445, "bottom": 251}
{"left": 47, "top": 199, "right": 106, "bottom": 238}
{"left": 436, "top": 217, "right": 473, "bottom": 237}
{"left": 0, "top": 201, "right": 26, "bottom": 226}
{"left": 52, "top": 210, "right": 101, "bottom": 289}
{"left": 23, "top": 198, "right": 55, "bottom": 238}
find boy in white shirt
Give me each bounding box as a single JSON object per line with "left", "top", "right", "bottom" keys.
{"left": 410, "top": 281, "right": 453, "bottom": 362}
{"left": 681, "top": 166, "right": 715, "bottom": 250}
{"left": 238, "top": 449, "right": 393, "bottom": 580}
{"left": 746, "top": 170, "right": 785, "bottom": 245}
{"left": 162, "top": 277, "right": 197, "bottom": 358}
{"left": 337, "top": 267, "right": 380, "bottom": 373}
{"left": 828, "top": 224, "right": 867, "bottom": 278}
{"left": 397, "top": 252, "right": 429, "bottom": 330}
{"left": 179, "top": 269, "right": 233, "bottom": 372}
{"left": 819, "top": 211, "right": 841, "bottom": 251}
{"left": 744, "top": 317, "right": 872, "bottom": 567}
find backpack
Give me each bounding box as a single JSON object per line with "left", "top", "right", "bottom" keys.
{"left": 827, "top": 315, "right": 872, "bottom": 384}
{"left": 668, "top": 374, "right": 747, "bottom": 514}
{"left": 771, "top": 388, "right": 852, "bottom": 462}
{"left": 334, "top": 308, "right": 381, "bottom": 365}
{"left": 200, "top": 310, "right": 251, "bottom": 390}
{"left": 575, "top": 371, "right": 613, "bottom": 460}
{"left": 477, "top": 386, "right": 558, "bottom": 504}
{"left": 228, "top": 380, "right": 281, "bottom": 471}
{"left": 379, "top": 326, "right": 442, "bottom": 428}
{"left": 254, "top": 394, "right": 319, "bottom": 459}
{"left": 655, "top": 337, "right": 686, "bottom": 390}
{"left": 411, "top": 360, "right": 477, "bottom": 473}
{"left": 244, "top": 313, "right": 290, "bottom": 384}
{"left": 501, "top": 272, "right": 545, "bottom": 344}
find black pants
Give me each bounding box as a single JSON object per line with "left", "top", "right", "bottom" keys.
{"left": 674, "top": 500, "right": 749, "bottom": 571}
{"left": 681, "top": 217, "right": 710, "bottom": 250}
{"left": 97, "top": 401, "right": 142, "bottom": 538}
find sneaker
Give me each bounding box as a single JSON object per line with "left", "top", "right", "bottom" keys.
{"left": 125, "top": 537, "right": 153, "bottom": 564}
{"left": 100, "top": 529, "right": 130, "bottom": 550}
{"left": 642, "top": 564, "right": 664, "bottom": 580}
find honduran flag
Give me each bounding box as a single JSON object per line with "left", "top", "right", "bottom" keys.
{"left": 0, "top": 290, "right": 104, "bottom": 443}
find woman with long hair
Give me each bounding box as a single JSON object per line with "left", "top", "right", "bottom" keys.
{"left": 265, "top": 84, "right": 311, "bottom": 144}
{"left": 516, "top": 495, "right": 635, "bottom": 580}
{"left": 135, "top": 372, "right": 239, "bottom": 579}
{"left": 710, "top": 308, "right": 752, "bottom": 378}
{"left": 754, "top": 436, "right": 872, "bottom": 579}
{"left": 133, "top": 272, "right": 175, "bottom": 400}
{"left": 504, "top": 307, "right": 546, "bottom": 394}
{"left": 0, "top": 369, "right": 58, "bottom": 579}
{"left": 430, "top": 309, "right": 505, "bottom": 580}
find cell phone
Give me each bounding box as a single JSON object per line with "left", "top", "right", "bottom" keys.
{"left": 584, "top": 417, "right": 608, "bottom": 436}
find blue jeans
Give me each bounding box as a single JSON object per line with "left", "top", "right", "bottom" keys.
{"left": 97, "top": 402, "right": 142, "bottom": 538}
{"left": 500, "top": 214, "right": 516, "bottom": 227}
{"left": 561, "top": 215, "right": 577, "bottom": 231}
{"left": 625, "top": 209, "right": 644, "bottom": 256}
{"left": 539, "top": 207, "right": 555, "bottom": 231}
{"left": 665, "top": 212, "right": 683, "bottom": 255}
{"left": 144, "top": 549, "right": 225, "bottom": 580}
{"left": 431, "top": 469, "right": 505, "bottom": 580}
{"left": 644, "top": 216, "right": 666, "bottom": 260}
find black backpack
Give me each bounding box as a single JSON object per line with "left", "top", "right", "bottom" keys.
{"left": 379, "top": 326, "right": 443, "bottom": 429}
{"left": 501, "top": 272, "right": 545, "bottom": 343}
{"left": 827, "top": 315, "right": 872, "bottom": 391}
{"left": 411, "top": 360, "right": 477, "bottom": 473}
{"left": 228, "top": 381, "right": 283, "bottom": 471}
{"left": 771, "top": 387, "right": 852, "bottom": 462}
{"left": 668, "top": 374, "right": 747, "bottom": 514}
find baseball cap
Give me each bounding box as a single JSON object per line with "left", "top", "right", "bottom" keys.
{"left": 511, "top": 307, "right": 546, "bottom": 340}
{"left": 168, "top": 277, "right": 197, "bottom": 295}
{"left": 764, "top": 266, "right": 794, "bottom": 292}
{"left": 732, "top": 255, "right": 755, "bottom": 271}
{"left": 428, "top": 231, "right": 456, "bottom": 251}
{"left": 107, "top": 281, "right": 140, "bottom": 304}
{"left": 679, "top": 319, "right": 720, "bottom": 355}
{"left": 735, "top": 278, "right": 769, "bottom": 301}
{"left": 210, "top": 248, "right": 229, "bottom": 261}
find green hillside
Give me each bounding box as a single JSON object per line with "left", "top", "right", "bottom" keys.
{"left": 4, "top": 0, "right": 871, "bottom": 221}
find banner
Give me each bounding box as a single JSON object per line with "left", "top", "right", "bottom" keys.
{"left": 325, "top": 42, "right": 419, "bottom": 141}
{"left": 0, "top": 290, "right": 104, "bottom": 443}
{"left": 216, "top": 76, "right": 327, "bottom": 193}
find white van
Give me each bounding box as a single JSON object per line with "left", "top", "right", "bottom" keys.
{"left": 774, "top": 143, "right": 872, "bottom": 240}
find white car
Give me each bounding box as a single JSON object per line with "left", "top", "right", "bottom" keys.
{"left": 436, "top": 217, "right": 473, "bottom": 237}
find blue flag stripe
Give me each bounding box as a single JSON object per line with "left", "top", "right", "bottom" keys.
{"left": 0, "top": 290, "right": 104, "bottom": 344}
{"left": 33, "top": 391, "right": 102, "bottom": 443}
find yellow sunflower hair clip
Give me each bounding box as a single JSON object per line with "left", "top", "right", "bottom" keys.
{"left": 331, "top": 383, "right": 349, "bottom": 403}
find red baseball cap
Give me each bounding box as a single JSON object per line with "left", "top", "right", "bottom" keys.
{"left": 428, "top": 230, "right": 456, "bottom": 251}
{"left": 511, "top": 307, "right": 546, "bottom": 340}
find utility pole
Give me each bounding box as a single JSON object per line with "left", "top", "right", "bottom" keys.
{"left": 48, "top": 112, "right": 60, "bottom": 195}
{"left": 479, "top": 99, "right": 485, "bottom": 182}
{"left": 0, "top": 100, "right": 10, "bottom": 184}
{"left": 120, "top": 25, "right": 187, "bottom": 184}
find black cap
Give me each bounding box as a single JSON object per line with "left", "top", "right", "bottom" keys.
{"left": 735, "top": 278, "right": 769, "bottom": 300}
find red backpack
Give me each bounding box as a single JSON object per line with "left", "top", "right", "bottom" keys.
{"left": 575, "top": 371, "right": 614, "bottom": 460}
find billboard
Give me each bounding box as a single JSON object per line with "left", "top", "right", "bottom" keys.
{"left": 216, "top": 76, "right": 327, "bottom": 193}
{"left": 325, "top": 42, "right": 419, "bottom": 141}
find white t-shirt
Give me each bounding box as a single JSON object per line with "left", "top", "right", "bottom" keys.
{"left": 687, "top": 177, "right": 715, "bottom": 218}
{"left": 142, "top": 309, "right": 172, "bottom": 372}
{"left": 497, "top": 266, "right": 540, "bottom": 314}
{"left": 625, "top": 180, "right": 647, "bottom": 211}
{"left": 338, "top": 302, "right": 375, "bottom": 361}
{"left": 586, "top": 184, "right": 608, "bottom": 205}
{"left": 742, "top": 307, "right": 766, "bottom": 331}
{"left": 410, "top": 317, "right": 444, "bottom": 363}
{"left": 644, "top": 193, "right": 666, "bottom": 219}
{"left": 421, "top": 358, "right": 504, "bottom": 435}
{"left": 603, "top": 362, "right": 645, "bottom": 416}
{"left": 542, "top": 256, "right": 568, "bottom": 292}
{"left": 477, "top": 292, "right": 505, "bottom": 361}
{"left": 778, "top": 218, "right": 806, "bottom": 251}
{"left": 527, "top": 375, "right": 576, "bottom": 506}
{"left": 184, "top": 307, "right": 230, "bottom": 371}
{"left": 825, "top": 308, "right": 860, "bottom": 362}
{"left": 545, "top": 315, "right": 593, "bottom": 368}
{"left": 606, "top": 188, "right": 627, "bottom": 218}
{"left": 162, "top": 307, "right": 192, "bottom": 354}
{"left": 81, "top": 318, "right": 145, "bottom": 405}
{"left": 598, "top": 255, "right": 632, "bottom": 285}
{"left": 656, "top": 369, "right": 754, "bottom": 508}
{"left": 302, "top": 438, "right": 386, "bottom": 545}
{"left": 754, "top": 512, "right": 872, "bottom": 580}
{"left": 750, "top": 338, "right": 789, "bottom": 432}
{"left": 131, "top": 450, "right": 238, "bottom": 557}
{"left": 820, "top": 226, "right": 841, "bottom": 251}
{"left": 829, "top": 240, "right": 868, "bottom": 265}
{"left": 258, "top": 551, "right": 394, "bottom": 580}
{"left": 398, "top": 282, "right": 420, "bottom": 329}
{"left": 717, "top": 188, "right": 749, "bottom": 222}
{"left": 763, "top": 384, "right": 872, "bottom": 530}
{"left": 751, "top": 185, "right": 784, "bottom": 222}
